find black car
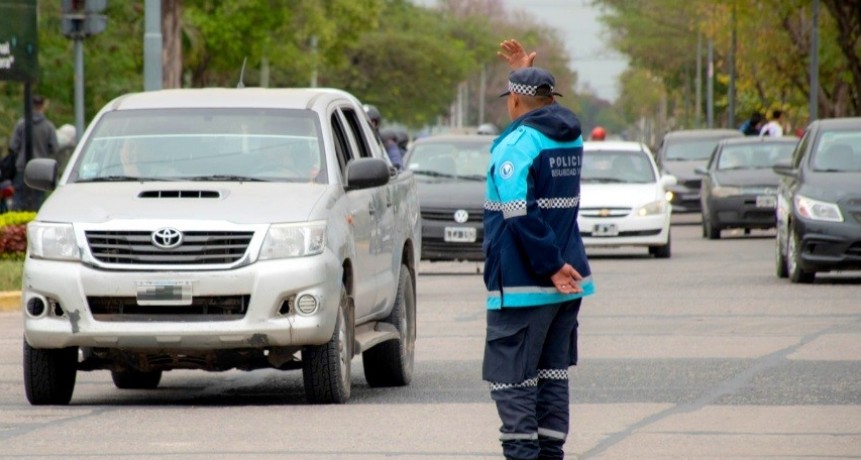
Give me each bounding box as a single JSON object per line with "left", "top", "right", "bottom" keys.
{"left": 656, "top": 129, "right": 744, "bottom": 213}
{"left": 404, "top": 134, "right": 491, "bottom": 261}
{"left": 774, "top": 117, "right": 861, "bottom": 283}
{"left": 697, "top": 137, "right": 798, "bottom": 239}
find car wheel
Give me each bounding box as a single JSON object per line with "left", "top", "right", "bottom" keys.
{"left": 704, "top": 215, "right": 720, "bottom": 240}
{"left": 363, "top": 264, "right": 416, "bottom": 387}
{"left": 787, "top": 227, "right": 815, "bottom": 284}
{"left": 111, "top": 368, "right": 163, "bottom": 389}
{"left": 775, "top": 232, "right": 788, "bottom": 278}
{"left": 302, "top": 285, "right": 354, "bottom": 404}
{"left": 648, "top": 230, "right": 671, "bottom": 259}
{"left": 23, "top": 341, "right": 77, "bottom": 405}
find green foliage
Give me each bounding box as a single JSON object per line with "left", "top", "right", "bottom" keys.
{"left": 0, "top": 211, "right": 34, "bottom": 260}
{"left": 0, "top": 211, "right": 36, "bottom": 227}
{"left": 0, "top": 259, "right": 24, "bottom": 291}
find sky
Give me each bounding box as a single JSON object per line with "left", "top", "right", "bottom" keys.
{"left": 414, "top": 0, "right": 629, "bottom": 102}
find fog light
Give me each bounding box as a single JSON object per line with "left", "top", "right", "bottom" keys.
{"left": 26, "top": 298, "right": 46, "bottom": 317}
{"left": 295, "top": 295, "right": 318, "bottom": 315}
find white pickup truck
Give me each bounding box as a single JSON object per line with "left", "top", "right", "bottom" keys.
{"left": 21, "top": 87, "right": 421, "bottom": 404}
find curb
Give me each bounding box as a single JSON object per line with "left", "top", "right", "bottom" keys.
{"left": 0, "top": 291, "right": 21, "bottom": 312}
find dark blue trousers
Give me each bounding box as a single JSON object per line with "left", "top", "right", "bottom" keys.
{"left": 483, "top": 299, "right": 581, "bottom": 460}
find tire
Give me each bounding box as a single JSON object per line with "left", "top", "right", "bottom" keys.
{"left": 648, "top": 230, "right": 671, "bottom": 259}
{"left": 787, "top": 227, "right": 815, "bottom": 284}
{"left": 775, "top": 232, "right": 788, "bottom": 278}
{"left": 704, "top": 215, "right": 721, "bottom": 240}
{"left": 111, "top": 369, "right": 163, "bottom": 389}
{"left": 23, "top": 341, "right": 77, "bottom": 405}
{"left": 363, "top": 265, "right": 416, "bottom": 387}
{"left": 302, "top": 285, "right": 353, "bottom": 404}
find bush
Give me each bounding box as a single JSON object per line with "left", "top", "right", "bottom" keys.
{"left": 0, "top": 211, "right": 36, "bottom": 260}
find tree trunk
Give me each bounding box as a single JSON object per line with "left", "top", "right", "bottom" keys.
{"left": 161, "top": 0, "right": 182, "bottom": 89}
{"left": 823, "top": 0, "right": 861, "bottom": 114}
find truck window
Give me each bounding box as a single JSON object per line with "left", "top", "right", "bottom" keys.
{"left": 331, "top": 113, "right": 353, "bottom": 177}
{"left": 342, "top": 108, "right": 372, "bottom": 159}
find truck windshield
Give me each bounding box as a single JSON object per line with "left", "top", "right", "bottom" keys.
{"left": 69, "top": 108, "right": 327, "bottom": 184}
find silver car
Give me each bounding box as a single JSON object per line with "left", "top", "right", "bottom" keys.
{"left": 21, "top": 88, "right": 421, "bottom": 405}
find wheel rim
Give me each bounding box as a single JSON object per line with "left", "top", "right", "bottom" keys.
{"left": 337, "top": 301, "right": 349, "bottom": 387}
{"left": 788, "top": 228, "right": 800, "bottom": 275}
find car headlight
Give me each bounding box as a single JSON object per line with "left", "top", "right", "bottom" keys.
{"left": 636, "top": 200, "right": 666, "bottom": 216}
{"left": 27, "top": 222, "right": 80, "bottom": 261}
{"left": 259, "top": 221, "right": 326, "bottom": 260}
{"left": 794, "top": 195, "right": 843, "bottom": 222}
{"left": 712, "top": 186, "right": 744, "bottom": 198}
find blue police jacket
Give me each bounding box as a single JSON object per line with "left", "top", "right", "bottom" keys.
{"left": 483, "top": 103, "right": 595, "bottom": 309}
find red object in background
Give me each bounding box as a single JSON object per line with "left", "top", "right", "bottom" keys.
{"left": 1, "top": 186, "right": 13, "bottom": 199}
{"left": 590, "top": 126, "right": 606, "bottom": 140}
{"left": 795, "top": 127, "right": 804, "bottom": 138}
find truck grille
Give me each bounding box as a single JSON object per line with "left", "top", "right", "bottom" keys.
{"left": 87, "top": 295, "right": 249, "bottom": 321}
{"left": 85, "top": 230, "right": 254, "bottom": 265}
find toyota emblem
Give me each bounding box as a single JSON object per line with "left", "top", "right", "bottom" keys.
{"left": 454, "top": 210, "right": 469, "bottom": 223}
{"left": 151, "top": 227, "right": 183, "bottom": 249}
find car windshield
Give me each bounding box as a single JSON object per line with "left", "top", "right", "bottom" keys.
{"left": 717, "top": 143, "right": 795, "bottom": 170}
{"left": 811, "top": 130, "right": 861, "bottom": 172}
{"left": 406, "top": 140, "right": 491, "bottom": 181}
{"left": 582, "top": 150, "right": 656, "bottom": 184}
{"left": 69, "top": 108, "right": 327, "bottom": 183}
{"left": 665, "top": 138, "right": 724, "bottom": 161}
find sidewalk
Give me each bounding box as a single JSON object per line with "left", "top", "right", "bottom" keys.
{"left": 0, "top": 291, "right": 20, "bottom": 312}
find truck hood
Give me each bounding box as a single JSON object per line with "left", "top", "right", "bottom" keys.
{"left": 37, "top": 182, "right": 329, "bottom": 224}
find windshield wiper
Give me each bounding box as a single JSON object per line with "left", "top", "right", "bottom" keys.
{"left": 582, "top": 177, "right": 626, "bottom": 183}
{"left": 79, "top": 175, "right": 172, "bottom": 182}
{"left": 458, "top": 174, "right": 486, "bottom": 181}
{"left": 187, "top": 175, "right": 269, "bottom": 182}
{"left": 412, "top": 170, "right": 457, "bottom": 179}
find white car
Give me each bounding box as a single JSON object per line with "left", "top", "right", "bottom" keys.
{"left": 578, "top": 141, "right": 676, "bottom": 257}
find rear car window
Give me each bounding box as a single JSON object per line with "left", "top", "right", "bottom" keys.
{"left": 717, "top": 143, "right": 795, "bottom": 170}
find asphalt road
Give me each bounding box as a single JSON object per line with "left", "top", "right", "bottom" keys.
{"left": 1, "top": 215, "right": 859, "bottom": 459}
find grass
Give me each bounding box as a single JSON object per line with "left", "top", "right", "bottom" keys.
{"left": 0, "top": 259, "right": 24, "bottom": 292}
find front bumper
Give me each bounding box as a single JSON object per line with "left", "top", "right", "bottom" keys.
{"left": 580, "top": 213, "right": 670, "bottom": 247}
{"left": 707, "top": 194, "right": 777, "bottom": 229}
{"left": 22, "top": 252, "right": 342, "bottom": 350}
{"left": 419, "top": 211, "right": 484, "bottom": 261}
{"left": 793, "top": 218, "right": 861, "bottom": 273}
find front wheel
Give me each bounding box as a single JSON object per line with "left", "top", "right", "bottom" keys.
{"left": 363, "top": 265, "right": 416, "bottom": 387}
{"left": 302, "top": 285, "right": 354, "bottom": 404}
{"left": 775, "top": 232, "right": 788, "bottom": 278}
{"left": 704, "top": 215, "right": 721, "bottom": 240}
{"left": 787, "top": 227, "right": 815, "bottom": 284}
{"left": 648, "top": 231, "right": 671, "bottom": 259}
{"left": 23, "top": 341, "right": 77, "bottom": 405}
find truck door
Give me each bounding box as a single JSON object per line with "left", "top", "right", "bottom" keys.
{"left": 331, "top": 111, "right": 377, "bottom": 319}
{"left": 340, "top": 107, "right": 396, "bottom": 315}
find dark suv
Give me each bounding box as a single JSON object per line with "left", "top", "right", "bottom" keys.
{"left": 656, "top": 129, "right": 744, "bottom": 213}
{"left": 774, "top": 117, "right": 861, "bottom": 283}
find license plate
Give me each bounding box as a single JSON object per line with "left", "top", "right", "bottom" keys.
{"left": 593, "top": 223, "right": 619, "bottom": 237}
{"left": 444, "top": 226, "right": 477, "bottom": 243}
{"left": 755, "top": 195, "right": 776, "bottom": 208}
{"left": 136, "top": 280, "right": 193, "bottom": 305}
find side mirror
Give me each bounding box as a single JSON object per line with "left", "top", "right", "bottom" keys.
{"left": 660, "top": 174, "right": 677, "bottom": 188}
{"left": 345, "top": 157, "right": 390, "bottom": 190}
{"left": 693, "top": 166, "right": 708, "bottom": 175}
{"left": 24, "top": 158, "right": 58, "bottom": 191}
{"left": 772, "top": 160, "right": 797, "bottom": 177}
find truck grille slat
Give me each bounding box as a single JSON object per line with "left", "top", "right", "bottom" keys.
{"left": 86, "top": 230, "right": 253, "bottom": 265}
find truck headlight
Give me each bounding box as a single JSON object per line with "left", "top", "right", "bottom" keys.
{"left": 636, "top": 200, "right": 666, "bottom": 216}
{"left": 259, "top": 221, "right": 326, "bottom": 260}
{"left": 794, "top": 195, "right": 843, "bottom": 222}
{"left": 27, "top": 223, "right": 80, "bottom": 261}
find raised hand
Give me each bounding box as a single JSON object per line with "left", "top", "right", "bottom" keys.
{"left": 497, "top": 39, "right": 536, "bottom": 70}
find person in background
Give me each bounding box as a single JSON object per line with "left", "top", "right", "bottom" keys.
{"left": 483, "top": 38, "right": 595, "bottom": 460}
{"left": 759, "top": 110, "right": 784, "bottom": 137}
{"left": 364, "top": 104, "right": 403, "bottom": 170}
{"left": 590, "top": 126, "right": 606, "bottom": 141}
{"left": 740, "top": 111, "right": 764, "bottom": 136}
{"left": 8, "top": 94, "right": 59, "bottom": 211}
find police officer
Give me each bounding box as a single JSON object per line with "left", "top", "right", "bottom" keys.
{"left": 484, "top": 39, "right": 595, "bottom": 460}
